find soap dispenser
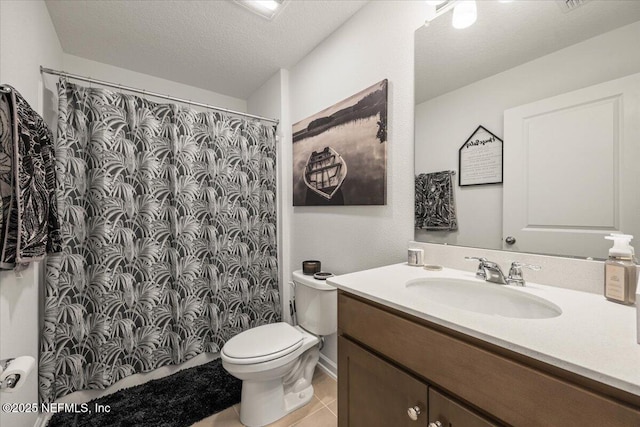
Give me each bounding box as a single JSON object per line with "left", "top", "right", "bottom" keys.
{"left": 604, "top": 234, "right": 638, "bottom": 305}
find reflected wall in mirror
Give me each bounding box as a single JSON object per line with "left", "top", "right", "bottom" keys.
{"left": 414, "top": 0, "right": 640, "bottom": 259}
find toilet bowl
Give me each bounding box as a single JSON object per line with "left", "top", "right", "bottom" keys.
{"left": 221, "top": 271, "right": 337, "bottom": 427}
{"left": 221, "top": 323, "right": 319, "bottom": 426}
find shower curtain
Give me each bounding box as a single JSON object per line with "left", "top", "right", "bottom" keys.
{"left": 40, "top": 80, "right": 280, "bottom": 403}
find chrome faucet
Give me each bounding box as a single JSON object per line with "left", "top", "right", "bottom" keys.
{"left": 482, "top": 261, "right": 508, "bottom": 285}
{"left": 465, "top": 257, "right": 507, "bottom": 284}
{"left": 465, "top": 258, "right": 541, "bottom": 286}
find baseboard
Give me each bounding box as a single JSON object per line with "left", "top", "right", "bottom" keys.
{"left": 317, "top": 353, "right": 337, "bottom": 379}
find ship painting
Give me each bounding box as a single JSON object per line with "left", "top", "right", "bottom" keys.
{"left": 303, "top": 147, "right": 347, "bottom": 200}
{"left": 292, "top": 79, "right": 387, "bottom": 206}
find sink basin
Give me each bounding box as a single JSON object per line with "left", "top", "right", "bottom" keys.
{"left": 405, "top": 278, "right": 562, "bottom": 319}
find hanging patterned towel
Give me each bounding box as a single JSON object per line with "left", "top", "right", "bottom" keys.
{"left": 415, "top": 171, "right": 458, "bottom": 231}
{"left": 0, "top": 85, "right": 61, "bottom": 269}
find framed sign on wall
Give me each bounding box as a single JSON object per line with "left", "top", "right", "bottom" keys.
{"left": 458, "top": 125, "right": 503, "bottom": 186}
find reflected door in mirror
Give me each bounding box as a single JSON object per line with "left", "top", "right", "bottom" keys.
{"left": 503, "top": 72, "right": 640, "bottom": 257}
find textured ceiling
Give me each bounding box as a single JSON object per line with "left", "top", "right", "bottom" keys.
{"left": 416, "top": 0, "right": 640, "bottom": 104}
{"left": 45, "top": 0, "right": 368, "bottom": 100}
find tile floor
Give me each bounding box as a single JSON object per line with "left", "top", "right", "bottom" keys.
{"left": 192, "top": 368, "right": 337, "bottom": 427}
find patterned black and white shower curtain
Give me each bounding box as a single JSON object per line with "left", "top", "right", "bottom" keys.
{"left": 40, "top": 80, "right": 280, "bottom": 403}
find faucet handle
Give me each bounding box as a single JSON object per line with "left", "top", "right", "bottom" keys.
{"left": 507, "top": 262, "right": 541, "bottom": 286}
{"left": 510, "top": 261, "right": 541, "bottom": 271}
{"left": 465, "top": 256, "right": 488, "bottom": 280}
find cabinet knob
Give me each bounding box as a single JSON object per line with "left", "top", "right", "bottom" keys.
{"left": 428, "top": 422, "right": 443, "bottom": 427}
{"left": 505, "top": 236, "right": 516, "bottom": 245}
{"left": 407, "top": 405, "right": 421, "bottom": 421}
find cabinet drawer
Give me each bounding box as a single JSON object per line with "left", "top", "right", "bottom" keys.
{"left": 338, "top": 336, "right": 428, "bottom": 427}
{"left": 339, "top": 292, "right": 640, "bottom": 426}
{"left": 429, "top": 388, "right": 498, "bottom": 427}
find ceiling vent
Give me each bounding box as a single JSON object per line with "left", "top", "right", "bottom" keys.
{"left": 555, "top": 0, "right": 591, "bottom": 13}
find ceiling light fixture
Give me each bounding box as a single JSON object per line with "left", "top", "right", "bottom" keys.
{"left": 424, "top": 0, "right": 478, "bottom": 29}
{"left": 233, "top": 0, "right": 285, "bottom": 20}
{"left": 452, "top": 0, "right": 477, "bottom": 29}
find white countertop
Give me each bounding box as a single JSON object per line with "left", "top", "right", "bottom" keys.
{"left": 328, "top": 263, "right": 640, "bottom": 397}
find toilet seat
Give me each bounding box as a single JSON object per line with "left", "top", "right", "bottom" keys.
{"left": 222, "top": 322, "right": 304, "bottom": 365}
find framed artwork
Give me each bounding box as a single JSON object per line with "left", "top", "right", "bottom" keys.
{"left": 458, "top": 125, "right": 503, "bottom": 186}
{"left": 292, "top": 79, "right": 388, "bottom": 206}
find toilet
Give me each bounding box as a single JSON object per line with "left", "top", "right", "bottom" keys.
{"left": 221, "top": 270, "right": 337, "bottom": 427}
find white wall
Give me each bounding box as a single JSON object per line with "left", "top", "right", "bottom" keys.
{"left": 62, "top": 54, "right": 247, "bottom": 112}
{"left": 247, "top": 69, "right": 293, "bottom": 324}
{"left": 415, "top": 21, "right": 640, "bottom": 250}
{"left": 0, "top": 1, "right": 63, "bottom": 426}
{"left": 287, "top": 1, "right": 425, "bottom": 368}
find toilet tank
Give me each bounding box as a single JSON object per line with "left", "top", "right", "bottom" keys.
{"left": 292, "top": 270, "right": 337, "bottom": 336}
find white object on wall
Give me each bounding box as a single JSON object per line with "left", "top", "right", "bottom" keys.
{"left": 0, "top": 357, "right": 36, "bottom": 393}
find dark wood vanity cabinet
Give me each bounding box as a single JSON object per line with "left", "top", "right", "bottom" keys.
{"left": 338, "top": 336, "right": 428, "bottom": 426}
{"left": 428, "top": 388, "right": 497, "bottom": 427}
{"left": 339, "top": 335, "right": 495, "bottom": 427}
{"left": 337, "top": 291, "right": 640, "bottom": 427}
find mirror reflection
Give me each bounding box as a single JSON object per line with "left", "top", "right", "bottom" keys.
{"left": 414, "top": 0, "right": 640, "bottom": 259}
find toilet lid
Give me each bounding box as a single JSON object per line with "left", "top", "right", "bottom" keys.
{"left": 222, "top": 322, "right": 304, "bottom": 364}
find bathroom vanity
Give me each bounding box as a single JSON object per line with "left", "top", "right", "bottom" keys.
{"left": 331, "top": 264, "right": 640, "bottom": 426}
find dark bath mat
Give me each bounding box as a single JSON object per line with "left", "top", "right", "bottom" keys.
{"left": 47, "top": 359, "right": 241, "bottom": 427}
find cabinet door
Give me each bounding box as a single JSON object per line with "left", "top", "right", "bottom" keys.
{"left": 338, "top": 336, "right": 428, "bottom": 427}
{"left": 429, "top": 388, "right": 498, "bottom": 427}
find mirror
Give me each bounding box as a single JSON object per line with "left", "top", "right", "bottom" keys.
{"left": 414, "top": 0, "right": 640, "bottom": 259}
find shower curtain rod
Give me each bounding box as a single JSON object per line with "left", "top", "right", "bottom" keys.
{"left": 40, "top": 66, "right": 280, "bottom": 125}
